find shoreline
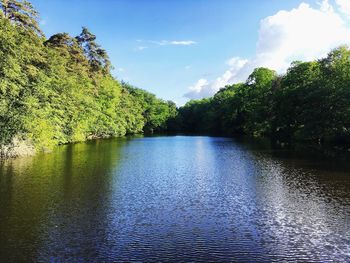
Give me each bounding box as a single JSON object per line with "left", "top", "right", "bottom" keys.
{"left": 2, "top": 133, "right": 350, "bottom": 161}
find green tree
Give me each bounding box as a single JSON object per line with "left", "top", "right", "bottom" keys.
{"left": 76, "top": 27, "right": 111, "bottom": 74}
{"left": 0, "top": 4, "right": 178, "bottom": 157}
{"left": 241, "top": 68, "right": 277, "bottom": 136}
{"left": 0, "top": 0, "right": 43, "bottom": 36}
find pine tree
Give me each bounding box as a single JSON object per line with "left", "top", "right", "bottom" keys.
{"left": 76, "top": 27, "right": 111, "bottom": 74}
{"left": 0, "top": 0, "right": 43, "bottom": 36}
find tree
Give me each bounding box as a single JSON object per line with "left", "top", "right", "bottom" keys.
{"left": 0, "top": 6, "right": 178, "bottom": 156}
{"left": 45, "top": 33, "right": 74, "bottom": 47}
{"left": 318, "top": 46, "right": 350, "bottom": 143}
{"left": 44, "top": 32, "right": 88, "bottom": 68}
{"left": 0, "top": 0, "right": 43, "bottom": 36}
{"left": 121, "top": 82, "right": 178, "bottom": 133}
{"left": 76, "top": 27, "right": 111, "bottom": 74}
{"left": 0, "top": 17, "right": 45, "bottom": 149}
{"left": 239, "top": 68, "right": 277, "bottom": 136}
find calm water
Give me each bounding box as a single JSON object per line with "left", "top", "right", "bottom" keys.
{"left": 0, "top": 136, "right": 349, "bottom": 262}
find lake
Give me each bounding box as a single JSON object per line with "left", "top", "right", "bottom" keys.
{"left": 0, "top": 136, "right": 349, "bottom": 262}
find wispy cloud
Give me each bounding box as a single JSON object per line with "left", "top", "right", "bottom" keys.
{"left": 136, "top": 39, "right": 197, "bottom": 49}
{"left": 135, "top": 46, "right": 148, "bottom": 51}
{"left": 155, "top": 40, "right": 197, "bottom": 46}
{"left": 336, "top": 0, "right": 350, "bottom": 18}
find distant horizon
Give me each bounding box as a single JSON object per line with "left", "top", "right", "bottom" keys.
{"left": 32, "top": 0, "right": 350, "bottom": 105}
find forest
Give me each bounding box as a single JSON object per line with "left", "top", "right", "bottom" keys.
{"left": 1, "top": 0, "right": 350, "bottom": 158}
{"left": 0, "top": 0, "right": 177, "bottom": 157}
{"left": 175, "top": 49, "right": 350, "bottom": 146}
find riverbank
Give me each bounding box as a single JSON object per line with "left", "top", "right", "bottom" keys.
{"left": 0, "top": 138, "right": 36, "bottom": 159}
{"left": 2, "top": 133, "right": 350, "bottom": 163}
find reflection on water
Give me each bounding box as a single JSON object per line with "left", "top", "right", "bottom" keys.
{"left": 0, "top": 136, "right": 349, "bottom": 262}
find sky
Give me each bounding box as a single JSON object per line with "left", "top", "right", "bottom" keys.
{"left": 31, "top": 0, "right": 350, "bottom": 105}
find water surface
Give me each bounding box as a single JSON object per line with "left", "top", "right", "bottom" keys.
{"left": 0, "top": 136, "right": 349, "bottom": 262}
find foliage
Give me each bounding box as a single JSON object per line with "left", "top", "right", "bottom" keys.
{"left": 176, "top": 50, "right": 350, "bottom": 145}
{"left": 1, "top": 0, "right": 350, "bottom": 154}
{"left": 121, "top": 82, "right": 177, "bottom": 133}
{"left": 0, "top": 0, "right": 43, "bottom": 36}
{"left": 76, "top": 27, "right": 111, "bottom": 74}
{"left": 0, "top": 1, "right": 177, "bottom": 155}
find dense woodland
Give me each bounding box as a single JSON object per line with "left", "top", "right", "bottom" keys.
{"left": 1, "top": 0, "right": 350, "bottom": 157}
{"left": 0, "top": 0, "right": 177, "bottom": 157}
{"left": 175, "top": 48, "right": 350, "bottom": 146}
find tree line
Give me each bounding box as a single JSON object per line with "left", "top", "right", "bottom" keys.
{"left": 0, "top": 0, "right": 177, "bottom": 157}
{"left": 173, "top": 48, "right": 350, "bottom": 146}
{"left": 1, "top": 0, "right": 349, "bottom": 157}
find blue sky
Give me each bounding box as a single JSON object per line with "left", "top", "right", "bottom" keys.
{"left": 32, "top": 0, "right": 350, "bottom": 105}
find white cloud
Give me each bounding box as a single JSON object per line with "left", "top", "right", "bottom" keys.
{"left": 151, "top": 40, "right": 197, "bottom": 46}
{"left": 166, "top": 40, "right": 196, "bottom": 46}
{"left": 336, "top": 0, "right": 350, "bottom": 18}
{"left": 184, "top": 79, "right": 210, "bottom": 100}
{"left": 184, "top": 0, "right": 350, "bottom": 100}
{"left": 135, "top": 39, "right": 196, "bottom": 52}
{"left": 184, "top": 57, "right": 248, "bottom": 99}
{"left": 136, "top": 46, "right": 148, "bottom": 51}
{"left": 137, "top": 39, "right": 197, "bottom": 47}
{"left": 254, "top": 0, "right": 350, "bottom": 70}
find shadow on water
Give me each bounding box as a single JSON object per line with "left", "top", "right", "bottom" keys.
{"left": 0, "top": 135, "right": 349, "bottom": 262}
{"left": 0, "top": 138, "right": 130, "bottom": 262}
